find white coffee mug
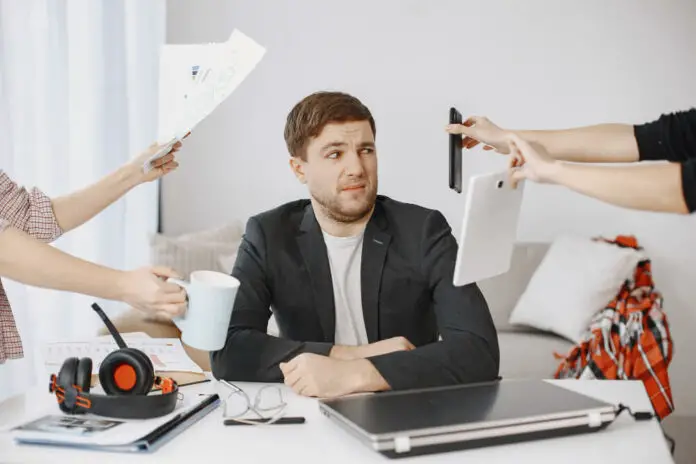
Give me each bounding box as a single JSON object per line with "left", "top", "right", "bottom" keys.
{"left": 167, "top": 270, "right": 239, "bottom": 352}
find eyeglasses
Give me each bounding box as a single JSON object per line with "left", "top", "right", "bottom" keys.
{"left": 220, "top": 380, "right": 287, "bottom": 425}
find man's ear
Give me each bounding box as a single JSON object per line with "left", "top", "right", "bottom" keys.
{"left": 289, "top": 157, "right": 307, "bottom": 184}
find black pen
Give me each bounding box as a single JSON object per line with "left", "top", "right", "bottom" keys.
{"left": 224, "top": 417, "right": 306, "bottom": 425}
{"left": 179, "top": 378, "right": 212, "bottom": 387}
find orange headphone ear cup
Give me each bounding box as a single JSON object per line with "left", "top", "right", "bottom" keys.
{"left": 99, "top": 348, "right": 153, "bottom": 396}
{"left": 57, "top": 357, "right": 79, "bottom": 414}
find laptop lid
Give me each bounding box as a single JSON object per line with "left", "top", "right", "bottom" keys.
{"left": 319, "top": 379, "right": 617, "bottom": 455}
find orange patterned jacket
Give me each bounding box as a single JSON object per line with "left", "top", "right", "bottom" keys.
{"left": 554, "top": 236, "right": 675, "bottom": 420}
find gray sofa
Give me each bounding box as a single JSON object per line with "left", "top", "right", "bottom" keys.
{"left": 477, "top": 242, "right": 574, "bottom": 380}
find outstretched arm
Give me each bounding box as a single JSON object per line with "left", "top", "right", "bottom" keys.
{"left": 51, "top": 142, "right": 181, "bottom": 232}
{"left": 446, "top": 116, "right": 639, "bottom": 163}
{"left": 507, "top": 134, "right": 693, "bottom": 214}
{"left": 0, "top": 224, "right": 186, "bottom": 316}
{"left": 547, "top": 162, "right": 689, "bottom": 214}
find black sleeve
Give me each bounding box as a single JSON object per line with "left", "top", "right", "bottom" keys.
{"left": 209, "top": 217, "right": 332, "bottom": 382}
{"left": 367, "top": 211, "right": 500, "bottom": 390}
{"left": 634, "top": 108, "right": 696, "bottom": 162}
{"left": 680, "top": 160, "right": 696, "bottom": 213}
{"left": 634, "top": 108, "right": 696, "bottom": 213}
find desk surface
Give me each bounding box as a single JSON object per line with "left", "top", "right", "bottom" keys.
{"left": 0, "top": 378, "right": 674, "bottom": 464}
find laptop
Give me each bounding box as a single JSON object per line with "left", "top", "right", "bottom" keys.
{"left": 453, "top": 170, "right": 526, "bottom": 287}
{"left": 318, "top": 379, "right": 618, "bottom": 459}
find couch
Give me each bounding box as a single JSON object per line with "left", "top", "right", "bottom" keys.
{"left": 98, "top": 238, "right": 572, "bottom": 380}
{"left": 477, "top": 242, "right": 573, "bottom": 380}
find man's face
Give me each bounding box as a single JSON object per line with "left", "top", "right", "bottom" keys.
{"left": 291, "top": 120, "right": 378, "bottom": 223}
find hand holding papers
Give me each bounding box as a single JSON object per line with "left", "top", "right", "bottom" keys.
{"left": 146, "top": 29, "right": 267, "bottom": 172}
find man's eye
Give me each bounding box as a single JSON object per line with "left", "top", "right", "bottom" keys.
{"left": 360, "top": 148, "right": 374, "bottom": 155}
{"left": 327, "top": 151, "right": 340, "bottom": 159}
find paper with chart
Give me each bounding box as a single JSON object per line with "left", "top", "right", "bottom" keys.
{"left": 147, "top": 29, "right": 267, "bottom": 171}
{"left": 41, "top": 334, "right": 203, "bottom": 375}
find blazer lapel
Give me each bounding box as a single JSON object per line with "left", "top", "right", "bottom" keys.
{"left": 361, "top": 203, "right": 391, "bottom": 343}
{"left": 296, "top": 205, "right": 336, "bottom": 342}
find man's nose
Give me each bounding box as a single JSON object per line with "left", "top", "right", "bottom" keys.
{"left": 343, "top": 151, "right": 364, "bottom": 176}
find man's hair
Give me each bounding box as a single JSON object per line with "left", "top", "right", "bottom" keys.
{"left": 284, "top": 91, "right": 376, "bottom": 160}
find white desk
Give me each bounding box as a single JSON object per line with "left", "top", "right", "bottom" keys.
{"left": 0, "top": 379, "right": 674, "bottom": 464}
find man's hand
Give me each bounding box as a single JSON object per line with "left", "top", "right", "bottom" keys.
{"left": 446, "top": 116, "right": 511, "bottom": 154}
{"left": 279, "top": 353, "right": 389, "bottom": 398}
{"left": 330, "top": 336, "right": 415, "bottom": 361}
{"left": 507, "top": 133, "right": 561, "bottom": 188}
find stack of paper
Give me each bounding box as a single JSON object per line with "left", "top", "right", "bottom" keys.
{"left": 41, "top": 333, "right": 206, "bottom": 386}
{"left": 145, "top": 29, "right": 267, "bottom": 171}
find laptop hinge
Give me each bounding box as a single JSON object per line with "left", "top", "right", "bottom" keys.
{"left": 394, "top": 435, "right": 411, "bottom": 453}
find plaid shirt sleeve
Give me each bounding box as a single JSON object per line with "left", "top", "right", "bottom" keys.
{"left": 0, "top": 171, "right": 63, "bottom": 242}
{"left": 0, "top": 171, "right": 64, "bottom": 363}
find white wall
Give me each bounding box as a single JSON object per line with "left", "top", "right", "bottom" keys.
{"left": 164, "top": 0, "right": 696, "bottom": 415}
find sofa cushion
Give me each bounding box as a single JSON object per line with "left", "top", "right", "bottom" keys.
{"left": 508, "top": 235, "right": 642, "bottom": 344}
{"left": 150, "top": 222, "right": 243, "bottom": 278}
{"left": 477, "top": 242, "right": 550, "bottom": 332}
{"left": 498, "top": 331, "right": 574, "bottom": 380}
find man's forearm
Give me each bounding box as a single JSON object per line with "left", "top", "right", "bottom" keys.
{"left": 549, "top": 161, "right": 688, "bottom": 214}
{"left": 330, "top": 344, "right": 362, "bottom": 360}
{"left": 51, "top": 164, "right": 141, "bottom": 232}
{"left": 349, "top": 359, "right": 391, "bottom": 392}
{"left": 0, "top": 226, "right": 126, "bottom": 299}
{"left": 517, "top": 123, "right": 639, "bottom": 163}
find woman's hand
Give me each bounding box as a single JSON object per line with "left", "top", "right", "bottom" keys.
{"left": 507, "top": 133, "right": 560, "bottom": 188}
{"left": 445, "top": 116, "right": 511, "bottom": 154}
{"left": 116, "top": 266, "right": 187, "bottom": 317}
{"left": 131, "top": 140, "right": 183, "bottom": 183}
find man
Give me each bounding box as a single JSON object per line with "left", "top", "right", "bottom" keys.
{"left": 445, "top": 108, "right": 696, "bottom": 214}
{"left": 211, "top": 91, "right": 499, "bottom": 398}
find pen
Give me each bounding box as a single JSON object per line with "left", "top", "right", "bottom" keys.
{"left": 179, "top": 378, "right": 212, "bottom": 387}
{"left": 224, "top": 417, "right": 306, "bottom": 426}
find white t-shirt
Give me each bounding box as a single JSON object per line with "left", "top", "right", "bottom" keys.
{"left": 322, "top": 231, "right": 369, "bottom": 346}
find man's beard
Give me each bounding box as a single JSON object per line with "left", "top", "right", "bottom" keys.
{"left": 311, "top": 184, "right": 377, "bottom": 223}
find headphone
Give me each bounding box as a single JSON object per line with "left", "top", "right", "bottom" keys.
{"left": 48, "top": 303, "right": 180, "bottom": 420}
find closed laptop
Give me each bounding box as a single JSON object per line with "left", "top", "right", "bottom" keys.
{"left": 318, "top": 379, "right": 617, "bottom": 459}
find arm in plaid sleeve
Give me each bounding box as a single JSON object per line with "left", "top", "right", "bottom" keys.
{"left": 0, "top": 171, "right": 62, "bottom": 242}
{"left": 0, "top": 171, "right": 63, "bottom": 242}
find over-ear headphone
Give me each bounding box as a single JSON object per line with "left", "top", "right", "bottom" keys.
{"left": 48, "top": 303, "right": 180, "bottom": 420}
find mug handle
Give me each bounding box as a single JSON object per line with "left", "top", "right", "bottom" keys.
{"left": 166, "top": 278, "right": 190, "bottom": 332}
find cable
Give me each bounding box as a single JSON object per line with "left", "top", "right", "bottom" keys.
{"left": 615, "top": 404, "right": 676, "bottom": 455}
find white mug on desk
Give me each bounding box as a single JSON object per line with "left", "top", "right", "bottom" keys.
{"left": 167, "top": 270, "right": 239, "bottom": 352}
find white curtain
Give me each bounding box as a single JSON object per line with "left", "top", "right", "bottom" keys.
{"left": 0, "top": 0, "right": 165, "bottom": 402}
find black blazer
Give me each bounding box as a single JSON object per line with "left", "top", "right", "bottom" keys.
{"left": 210, "top": 196, "right": 500, "bottom": 390}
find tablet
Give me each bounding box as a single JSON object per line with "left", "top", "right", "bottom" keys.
{"left": 452, "top": 170, "right": 525, "bottom": 287}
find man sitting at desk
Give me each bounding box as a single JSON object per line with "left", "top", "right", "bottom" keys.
{"left": 210, "top": 91, "right": 499, "bottom": 398}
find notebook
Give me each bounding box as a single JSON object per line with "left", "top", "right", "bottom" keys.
{"left": 11, "top": 393, "right": 220, "bottom": 453}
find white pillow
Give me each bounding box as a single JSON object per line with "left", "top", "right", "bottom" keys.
{"left": 508, "top": 235, "right": 643, "bottom": 344}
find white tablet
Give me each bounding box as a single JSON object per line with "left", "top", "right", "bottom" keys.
{"left": 453, "top": 170, "right": 526, "bottom": 287}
